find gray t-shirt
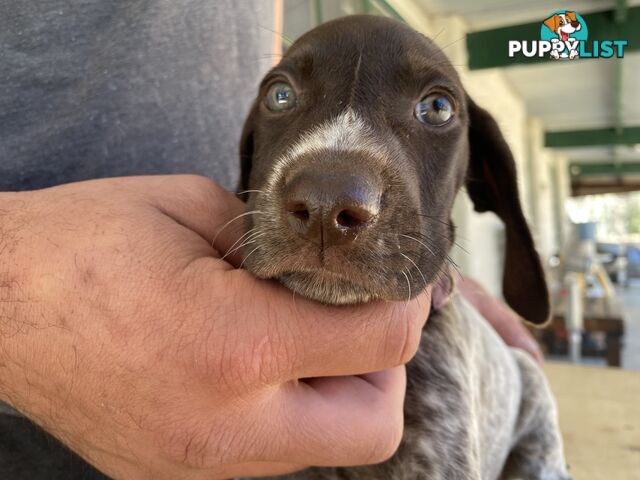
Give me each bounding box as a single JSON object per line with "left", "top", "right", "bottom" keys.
{"left": 0, "top": 0, "right": 274, "bottom": 458}
{"left": 0, "top": 0, "right": 274, "bottom": 192}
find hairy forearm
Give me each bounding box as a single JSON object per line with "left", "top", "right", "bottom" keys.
{"left": 0, "top": 191, "right": 52, "bottom": 415}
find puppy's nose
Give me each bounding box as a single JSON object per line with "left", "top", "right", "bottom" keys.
{"left": 571, "top": 21, "right": 580, "bottom": 28}
{"left": 283, "top": 172, "right": 381, "bottom": 246}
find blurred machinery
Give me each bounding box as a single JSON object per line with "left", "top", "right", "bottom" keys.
{"left": 543, "top": 222, "right": 626, "bottom": 366}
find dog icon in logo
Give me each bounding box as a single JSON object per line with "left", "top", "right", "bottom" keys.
{"left": 543, "top": 11, "right": 583, "bottom": 59}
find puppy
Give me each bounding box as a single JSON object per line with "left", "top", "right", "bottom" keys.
{"left": 239, "top": 15, "right": 570, "bottom": 480}
{"left": 543, "top": 11, "right": 582, "bottom": 60}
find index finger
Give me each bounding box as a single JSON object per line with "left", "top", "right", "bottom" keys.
{"left": 214, "top": 268, "right": 432, "bottom": 381}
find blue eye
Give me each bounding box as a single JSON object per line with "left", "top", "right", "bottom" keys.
{"left": 415, "top": 94, "right": 454, "bottom": 126}
{"left": 265, "top": 82, "right": 297, "bottom": 112}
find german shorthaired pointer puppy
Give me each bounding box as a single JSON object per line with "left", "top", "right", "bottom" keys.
{"left": 238, "top": 15, "right": 571, "bottom": 480}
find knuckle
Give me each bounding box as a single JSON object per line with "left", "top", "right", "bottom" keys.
{"left": 184, "top": 286, "right": 290, "bottom": 390}
{"left": 181, "top": 174, "right": 221, "bottom": 198}
{"left": 231, "top": 276, "right": 300, "bottom": 383}
{"left": 182, "top": 173, "right": 215, "bottom": 189}
{"left": 192, "top": 320, "right": 245, "bottom": 389}
{"left": 172, "top": 175, "right": 226, "bottom": 217}
{"left": 263, "top": 303, "right": 302, "bottom": 381}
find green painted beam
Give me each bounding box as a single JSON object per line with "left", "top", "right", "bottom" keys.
{"left": 613, "top": 0, "right": 626, "bottom": 136}
{"left": 570, "top": 162, "right": 640, "bottom": 176}
{"left": 545, "top": 127, "right": 640, "bottom": 147}
{"left": 312, "top": 0, "right": 323, "bottom": 25}
{"left": 616, "top": 0, "right": 628, "bottom": 23}
{"left": 613, "top": 57, "right": 624, "bottom": 135}
{"left": 571, "top": 183, "right": 640, "bottom": 196}
{"left": 467, "top": 6, "right": 640, "bottom": 69}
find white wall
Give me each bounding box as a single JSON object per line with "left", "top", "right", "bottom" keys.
{"left": 527, "top": 118, "right": 558, "bottom": 259}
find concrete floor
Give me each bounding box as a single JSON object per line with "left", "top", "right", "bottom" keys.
{"left": 619, "top": 281, "right": 640, "bottom": 371}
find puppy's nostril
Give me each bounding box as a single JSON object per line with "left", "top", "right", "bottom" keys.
{"left": 336, "top": 207, "right": 373, "bottom": 229}
{"left": 287, "top": 202, "right": 310, "bottom": 222}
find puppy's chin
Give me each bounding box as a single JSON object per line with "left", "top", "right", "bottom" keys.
{"left": 279, "top": 271, "right": 380, "bottom": 305}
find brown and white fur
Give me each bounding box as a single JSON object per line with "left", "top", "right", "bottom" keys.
{"left": 238, "top": 15, "right": 571, "bottom": 480}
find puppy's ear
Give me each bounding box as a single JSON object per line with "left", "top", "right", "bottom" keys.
{"left": 566, "top": 11, "right": 577, "bottom": 22}
{"left": 543, "top": 14, "right": 560, "bottom": 33}
{"left": 465, "top": 97, "right": 550, "bottom": 325}
{"left": 432, "top": 267, "right": 455, "bottom": 311}
{"left": 238, "top": 101, "right": 258, "bottom": 201}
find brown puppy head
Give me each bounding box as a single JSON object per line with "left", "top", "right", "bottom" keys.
{"left": 239, "top": 15, "right": 549, "bottom": 324}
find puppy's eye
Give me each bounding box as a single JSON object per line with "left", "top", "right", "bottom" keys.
{"left": 265, "top": 82, "right": 297, "bottom": 112}
{"left": 415, "top": 94, "right": 454, "bottom": 126}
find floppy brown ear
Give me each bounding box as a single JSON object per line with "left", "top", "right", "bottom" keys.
{"left": 566, "top": 11, "right": 577, "bottom": 22}
{"left": 543, "top": 15, "right": 559, "bottom": 33}
{"left": 238, "top": 101, "right": 258, "bottom": 201}
{"left": 465, "top": 97, "right": 550, "bottom": 325}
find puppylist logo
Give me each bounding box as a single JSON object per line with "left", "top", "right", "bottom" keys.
{"left": 508, "top": 10, "right": 628, "bottom": 60}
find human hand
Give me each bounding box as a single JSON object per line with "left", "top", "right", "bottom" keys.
{"left": 0, "top": 176, "right": 431, "bottom": 479}
{"left": 457, "top": 275, "right": 544, "bottom": 363}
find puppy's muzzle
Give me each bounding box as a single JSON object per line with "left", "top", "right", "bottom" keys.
{"left": 283, "top": 170, "right": 382, "bottom": 247}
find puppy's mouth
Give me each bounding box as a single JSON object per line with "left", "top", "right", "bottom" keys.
{"left": 242, "top": 230, "right": 416, "bottom": 305}
{"left": 279, "top": 270, "right": 377, "bottom": 304}
{"left": 242, "top": 198, "right": 448, "bottom": 305}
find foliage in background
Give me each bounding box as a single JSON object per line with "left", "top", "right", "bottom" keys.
{"left": 566, "top": 192, "right": 640, "bottom": 242}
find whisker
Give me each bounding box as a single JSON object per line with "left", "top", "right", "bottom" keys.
{"left": 291, "top": 286, "right": 300, "bottom": 317}
{"left": 401, "top": 269, "right": 412, "bottom": 309}
{"left": 236, "top": 189, "right": 265, "bottom": 196}
{"left": 431, "top": 26, "right": 446, "bottom": 43}
{"left": 446, "top": 255, "right": 463, "bottom": 280}
{"left": 221, "top": 226, "right": 260, "bottom": 259}
{"left": 222, "top": 232, "right": 267, "bottom": 260}
{"left": 400, "top": 252, "right": 428, "bottom": 292}
{"left": 435, "top": 34, "right": 467, "bottom": 53}
{"left": 257, "top": 24, "right": 294, "bottom": 46}
{"left": 400, "top": 233, "right": 436, "bottom": 257}
{"left": 414, "top": 214, "right": 456, "bottom": 227}
{"left": 211, "top": 210, "right": 263, "bottom": 246}
{"left": 398, "top": 232, "right": 457, "bottom": 285}
{"left": 226, "top": 238, "right": 260, "bottom": 259}
{"left": 406, "top": 230, "right": 469, "bottom": 255}
{"left": 240, "top": 245, "right": 262, "bottom": 269}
